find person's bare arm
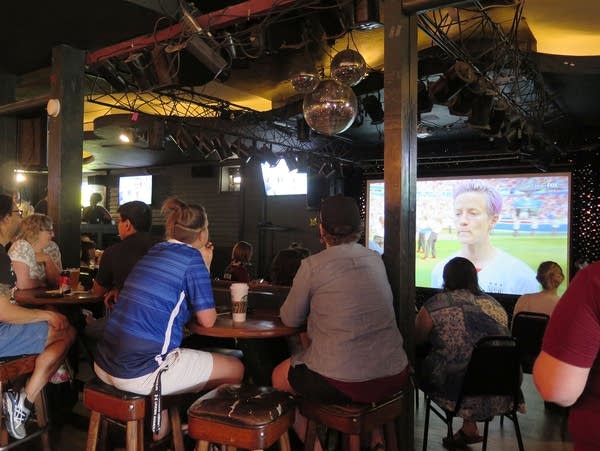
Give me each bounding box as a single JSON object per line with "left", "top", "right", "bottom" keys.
{"left": 187, "top": 308, "right": 217, "bottom": 331}
{"left": 0, "top": 284, "right": 68, "bottom": 330}
{"left": 415, "top": 307, "right": 434, "bottom": 345}
{"left": 533, "top": 351, "right": 591, "bottom": 407}
{"left": 12, "top": 261, "right": 43, "bottom": 289}
{"left": 37, "top": 252, "right": 60, "bottom": 288}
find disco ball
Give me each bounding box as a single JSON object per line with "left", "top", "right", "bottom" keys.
{"left": 290, "top": 68, "right": 320, "bottom": 94}
{"left": 330, "top": 49, "right": 366, "bottom": 86}
{"left": 302, "top": 78, "right": 358, "bottom": 136}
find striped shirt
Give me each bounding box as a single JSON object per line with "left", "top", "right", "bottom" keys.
{"left": 94, "top": 240, "right": 214, "bottom": 378}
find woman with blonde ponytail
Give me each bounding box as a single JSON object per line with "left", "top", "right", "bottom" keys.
{"left": 513, "top": 261, "right": 565, "bottom": 317}
{"left": 93, "top": 196, "right": 244, "bottom": 438}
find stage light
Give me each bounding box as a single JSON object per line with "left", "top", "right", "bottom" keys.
{"left": 124, "top": 52, "right": 157, "bottom": 91}
{"left": 429, "top": 61, "right": 477, "bottom": 104}
{"left": 362, "top": 94, "right": 384, "bottom": 125}
{"left": 418, "top": 80, "right": 433, "bottom": 114}
{"left": 180, "top": 1, "right": 229, "bottom": 81}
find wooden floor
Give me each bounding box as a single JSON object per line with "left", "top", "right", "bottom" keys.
{"left": 13, "top": 372, "right": 572, "bottom": 450}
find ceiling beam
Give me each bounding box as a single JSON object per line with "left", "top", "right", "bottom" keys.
{"left": 86, "top": 0, "right": 297, "bottom": 65}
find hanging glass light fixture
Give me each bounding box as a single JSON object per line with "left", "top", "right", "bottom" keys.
{"left": 302, "top": 78, "right": 358, "bottom": 136}
{"left": 330, "top": 49, "right": 366, "bottom": 87}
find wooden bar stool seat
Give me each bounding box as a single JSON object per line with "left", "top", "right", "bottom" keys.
{"left": 299, "top": 391, "right": 405, "bottom": 451}
{"left": 0, "top": 354, "right": 50, "bottom": 451}
{"left": 83, "top": 378, "right": 187, "bottom": 451}
{"left": 187, "top": 384, "right": 295, "bottom": 451}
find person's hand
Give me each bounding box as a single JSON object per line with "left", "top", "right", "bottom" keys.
{"left": 34, "top": 252, "right": 50, "bottom": 265}
{"left": 45, "top": 311, "right": 69, "bottom": 330}
{"left": 103, "top": 289, "right": 119, "bottom": 309}
{"left": 200, "top": 241, "right": 214, "bottom": 270}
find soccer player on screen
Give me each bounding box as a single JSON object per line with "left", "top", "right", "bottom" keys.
{"left": 431, "top": 180, "right": 539, "bottom": 294}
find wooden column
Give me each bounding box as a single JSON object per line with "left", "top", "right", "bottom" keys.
{"left": 0, "top": 73, "right": 17, "bottom": 194}
{"left": 47, "top": 45, "right": 84, "bottom": 267}
{"left": 384, "top": 1, "right": 418, "bottom": 449}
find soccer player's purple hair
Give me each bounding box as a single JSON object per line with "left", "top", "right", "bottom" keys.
{"left": 453, "top": 180, "right": 503, "bottom": 216}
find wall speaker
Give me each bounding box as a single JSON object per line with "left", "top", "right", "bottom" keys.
{"left": 191, "top": 166, "right": 215, "bottom": 178}
{"left": 87, "top": 175, "right": 110, "bottom": 186}
{"left": 307, "top": 174, "right": 330, "bottom": 210}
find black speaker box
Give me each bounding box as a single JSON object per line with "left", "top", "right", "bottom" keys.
{"left": 191, "top": 166, "right": 215, "bottom": 178}
{"left": 87, "top": 175, "right": 110, "bottom": 186}
{"left": 307, "top": 174, "right": 330, "bottom": 210}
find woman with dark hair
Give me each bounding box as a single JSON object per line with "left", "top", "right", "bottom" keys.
{"left": 94, "top": 196, "right": 244, "bottom": 439}
{"left": 223, "top": 241, "right": 253, "bottom": 282}
{"left": 513, "top": 261, "right": 564, "bottom": 317}
{"left": 416, "top": 256, "right": 511, "bottom": 447}
{"left": 269, "top": 248, "right": 306, "bottom": 286}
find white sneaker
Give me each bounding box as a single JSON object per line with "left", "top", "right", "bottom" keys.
{"left": 3, "top": 390, "right": 30, "bottom": 440}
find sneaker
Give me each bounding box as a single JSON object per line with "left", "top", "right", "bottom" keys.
{"left": 3, "top": 390, "right": 30, "bottom": 440}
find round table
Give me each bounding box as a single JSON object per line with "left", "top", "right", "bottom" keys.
{"left": 192, "top": 311, "right": 301, "bottom": 339}
{"left": 14, "top": 288, "right": 104, "bottom": 306}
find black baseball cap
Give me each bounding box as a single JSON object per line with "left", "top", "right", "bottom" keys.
{"left": 320, "top": 195, "right": 361, "bottom": 236}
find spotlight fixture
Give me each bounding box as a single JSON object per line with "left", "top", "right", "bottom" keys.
{"left": 429, "top": 61, "right": 477, "bottom": 104}
{"left": 362, "top": 94, "right": 384, "bottom": 125}
{"left": 180, "top": 1, "right": 229, "bottom": 81}
{"left": 417, "top": 80, "right": 433, "bottom": 114}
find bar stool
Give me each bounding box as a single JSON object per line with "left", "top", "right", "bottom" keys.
{"left": 300, "top": 391, "right": 405, "bottom": 451}
{"left": 0, "top": 354, "right": 50, "bottom": 451}
{"left": 187, "top": 384, "right": 295, "bottom": 451}
{"left": 83, "top": 378, "right": 188, "bottom": 451}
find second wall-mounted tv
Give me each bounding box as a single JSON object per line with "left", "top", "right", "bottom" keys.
{"left": 118, "top": 175, "right": 153, "bottom": 205}
{"left": 261, "top": 160, "right": 307, "bottom": 196}
{"left": 366, "top": 173, "right": 571, "bottom": 295}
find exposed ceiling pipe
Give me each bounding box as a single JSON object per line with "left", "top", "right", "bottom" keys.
{"left": 401, "top": 0, "right": 475, "bottom": 15}
{"left": 86, "top": 0, "right": 297, "bottom": 65}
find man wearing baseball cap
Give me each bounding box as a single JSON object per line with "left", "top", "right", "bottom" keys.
{"left": 272, "top": 194, "right": 409, "bottom": 450}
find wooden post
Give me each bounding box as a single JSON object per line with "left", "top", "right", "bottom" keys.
{"left": 47, "top": 45, "right": 84, "bottom": 268}
{"left": 384, "top": 1, "right": 418, "bottom": 449}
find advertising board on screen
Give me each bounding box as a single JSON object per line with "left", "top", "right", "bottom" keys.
{"left": 366, "top": 173, "right": 571, "bottom": 295}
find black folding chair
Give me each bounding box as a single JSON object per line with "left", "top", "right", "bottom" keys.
{"left": 511, "top": 311, "right": 550, "bottom": 373}
{"left": 422, "top": 336, "right": 525, "bottom": 451}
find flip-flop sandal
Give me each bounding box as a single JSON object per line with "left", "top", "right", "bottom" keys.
{"left": 442, "top": 429, "right": 484, "bottom": 449}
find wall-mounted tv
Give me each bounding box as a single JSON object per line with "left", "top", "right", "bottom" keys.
{"left": 366, "top": 173, "right": 571, "bottom": 295}
{"left": 118, "top": 175, "right": 153, "bottom": 205}
{"left": 261, "top": 160, "right": 307, "bottom": 196}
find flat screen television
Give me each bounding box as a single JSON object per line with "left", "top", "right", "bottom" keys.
{"left": 366, "top": 173, "right": 571, "bottom": 295}
{"left": 118, "top": 175, "right": 153, "bottom": 205}
{"left": 261, "top": 160, "right": 307, "bottom": 196}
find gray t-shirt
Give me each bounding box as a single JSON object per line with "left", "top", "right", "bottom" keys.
{"left": 281, "top": 242, "right": 408, "bottom": 382}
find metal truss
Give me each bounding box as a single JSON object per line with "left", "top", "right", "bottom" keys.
{"left": 417, "top": 1, "right": 564, "bottom": 128}
{"left": 84, "top": 73, "right": 354, "bottom": 167}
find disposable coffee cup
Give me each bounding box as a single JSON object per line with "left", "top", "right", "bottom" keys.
{"left": 230, "top": 282, "right": 249, "bottom": 322}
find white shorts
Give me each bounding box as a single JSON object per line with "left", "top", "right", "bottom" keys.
{"left": 94, "top": 348, "right": 214, "bottom": 396}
